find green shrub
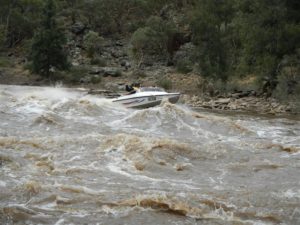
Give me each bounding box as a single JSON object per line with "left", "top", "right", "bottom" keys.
{"left": 91, "top": 75, "right": 102, "bottom": 84}
{"left": 23, "top": 62, "right": 33, "bottom": 71}
{"left": 274, "top": 72, "right": 300, "bottom": 99}
{"left": 0, "top": 57, "right": 13, "bottom": 67}
{"left": 176, "top": 59, "right": 193, "bottom": 74}
{"left": 0, "top": 25, "right": 6, "bottom": 50}
{"left": 130, "top": 16, "right": 176, "bottom": 64}
{"left": 115, "top": 69, "right": 122, "bottom": 77}
{"left": 61, "top": 66, "right": 90, "bottom": 84}
{"left": 90, "top": 57, "right": 106, "bottom": 66}
{"left": 157, "top": 77, "right": 172, "bottom": 90}
{"left": 226, "top": 75, "right": 259, "bottom": 92}
{"left": 83, "top": 31, "right": 104, "bottom": 58}
{"left": 131, "top": 69, "right": 147, "bottom": 78}
{"left": 211, "top": 79, "right": 227, "bottom": 95}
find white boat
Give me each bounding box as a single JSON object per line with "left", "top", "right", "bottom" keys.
{"left": 112, "top": 87, "right": 180, "bottom": 108}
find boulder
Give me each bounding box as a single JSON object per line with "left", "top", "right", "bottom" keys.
{"left": 71, "top": 22, "right": 86, "bottom": 35}
{"left": 89, "top": 67, "right": 105, "bottom": 75}
{"left": 214, "top": 98, "right": 231, "bottom": 104}
{"left": 103, "top": 67, "right": 121, "bottom": 77}
{"left": 120, "top": 61, "right": 131, "bottom": 69}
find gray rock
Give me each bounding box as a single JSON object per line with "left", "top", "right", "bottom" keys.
{"left": 71, "top": 22, "right": 86, "bottom": 34}
{"left": 214, "top": 98, "right": 231, "bottom": 104}
{"left": 115, "top": 40, "right": 124, "bottom": 46}
{"left": 228, "top": 102, "right": 238, "bottom": 110}
{"left": 103, "top": 67, "right": 122, "bottom": 77}
{"left": 111, "top": 51, "right": 121, "bottom": 58}
{"left": 104, "top": 82, "right": 119, "bottom": 90}
{"left": 89, "top": 67, "right": 105, "bottom": 75}
{"left": 120, "top": 61, "right": 131, "bottom": 69}
{"left": 80, "top": 76, "right": 91, "bottom": 83}
{"left": 173, "top": 43, "right": 196, "bottom": 64}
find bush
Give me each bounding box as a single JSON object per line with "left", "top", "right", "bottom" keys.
{"left": 91, "top": 75, "right": 102, "bottom": 84}
{"left": 157, "top": 77, "right": 172, "bottom": 90}
{"left": 115, "top": 69, "right": 122, "bottom": 77}
{"left": 274, "top": 73, "right": 300, "bottom": 112}
{"left": 62, "top": 66, "right": 90, "bottom": 84}
{"left": 203, "top": 75, "right": 259, "bottom": 96}
{"left": 0, "top": 57, "right": 13, "bottom": 67}
{"left": 211, "top": 79, "right": 227, "bottom": 95}
{"left": 0, "top": 25, "right": 6, "bottom": 50}
{"left": 131, "top": 69, "right": 147, "bottom": 78}
{"left": 226, "top": 75, "right": 259, "bottom": 92}
{"left": 130, "top": 16, "right": 176, "bottom": 65}
{"left": 90, "top": 57, "right": 106, "bottom": 66}
{"left": 23, "top": 62, "right": 33, "bottom": 71}
{"left": 176, "top": 59, "right": 193, "bottom": 74}
{"left": 83, "top": 31, "right": 104, "bottom": 58}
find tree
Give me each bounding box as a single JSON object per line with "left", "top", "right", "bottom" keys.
{"left": 78, "top": 0, "right": 149, "bottom": 35}
{"left": 235, "top": 0, "right": 300, "bottom": 89}
{"left": 30, "top": 0, "right": 69, "bottom": 78}
{"left": 131, "top": 16, "right": 176, "bottom": 66}
{"left": 0, "top": 25, "right": 5, "bottom": 49}
{"left": 83, "top": 31, "right": 104, "bottom": 58}
{"left": 0, "top": 0, "right": 44, "bottom": 48}
{"left": 191, "top": 0, "right": 235, "bottom": 81}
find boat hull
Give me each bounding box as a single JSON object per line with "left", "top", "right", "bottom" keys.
{"left": 112, "top": 93, "right": 180, "bottom": 108}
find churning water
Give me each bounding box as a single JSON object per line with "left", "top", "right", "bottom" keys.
{"left": 0, "top": 85, "right": 299, "bottom": 225}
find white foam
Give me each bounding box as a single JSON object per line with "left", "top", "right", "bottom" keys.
{"left": 54, "top": 218, "right": 65, "bottom": 225}
{"left": 283, "top": 189, "right": 300, "bottom": 198}
{"left": 0, "top": 180, "right": 6, "bottom": 187}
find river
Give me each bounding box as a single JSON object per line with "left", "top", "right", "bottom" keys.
{"left": 0, "top": 85, "right": 299, "bottom": 225}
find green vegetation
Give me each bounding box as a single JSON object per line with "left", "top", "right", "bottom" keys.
{"left": 189, "top": 0, "right": 299, "bottom": 95}
{"left": 90, "top": 57, "right": 106, "bottom": 66}
{"left": 57, "top": 66, "right": 90, "bottom": 84}
{"left": 191, "top": 0, "right": 234, "bottom": 81}
{"left": 131, "top": 70, "right": 147, "bottom": 79}
{"left": 131, "top": 16, "right": 176, "bottom": 66}
{"left": 83, "top": 31, "right": 104, "bottom": 58}
{"left": 30, "top": 0, "right": 70, "bottom": 78}
{"left": 91, "top": 75, "right": 102, "bottom": 84}
{"left": 0, "top": 0, "right": 298, "bottom": 98}
{"left": 176, "top": 59, "right": 193, "bottom": 74}
{"left": 0, "top": 25, "right": 6, "bottom": 50}
{"left": 0, "top": 56, "right": 13, "bottom": 67}
{"left": 157, "top": 77, "right": 172, "bottom": 90}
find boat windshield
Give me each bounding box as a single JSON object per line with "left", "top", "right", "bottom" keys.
{"left": 139, "top": 87, "right": 165, "bottom": 92}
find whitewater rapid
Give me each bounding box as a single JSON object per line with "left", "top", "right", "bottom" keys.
{"left": 0, "top": 85, "right": 299, "bottom": 224}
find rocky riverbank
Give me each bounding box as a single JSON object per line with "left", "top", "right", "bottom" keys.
{"left": 0, "top": 39, "right": 297, "bottom": 116}
{"left": 183, "top": 94, "right": 294, "bottom": 115}
{"left": 0, "top": 64, "right": 297, "bottom": 116}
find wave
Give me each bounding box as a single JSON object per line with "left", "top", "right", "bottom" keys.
{"left": 100, "top": 133, "right": 224, "bottom": 173}
{"left": 109, "top": 102, "right": 252, "bottom": 141}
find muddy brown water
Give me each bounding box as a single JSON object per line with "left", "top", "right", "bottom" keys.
{"left": 0, "top": 85, "right": 300, "bottom": 225}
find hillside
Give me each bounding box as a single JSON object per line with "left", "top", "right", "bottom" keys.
{"left": 0, "top": 0, "right": 299, "bottom": 113}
